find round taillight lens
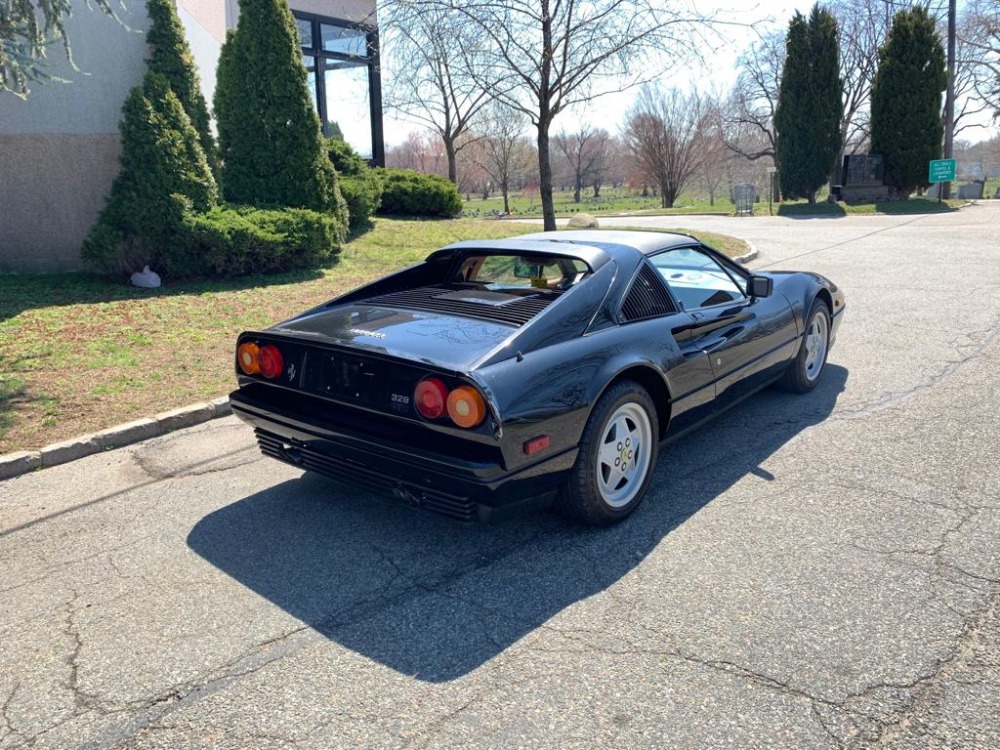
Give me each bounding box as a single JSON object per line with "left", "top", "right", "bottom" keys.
{"left": 237, "top": 342, "right": 260, "bottom": 375}
{"left": 447, "top": 385, "right": 487, "bottom": 428}
{"left": 258, "top": 344, "right": 284, "bottom": 379}
{"left": 414, "top": 377, "right": 449, "bottom": 420}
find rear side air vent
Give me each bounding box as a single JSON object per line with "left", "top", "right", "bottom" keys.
{"left": 620, "top": 264, "right": 675, "bottom": 322}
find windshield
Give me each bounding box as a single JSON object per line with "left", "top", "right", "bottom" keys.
{"left": 453, "top": 254, "right": 592, "bottom": 292}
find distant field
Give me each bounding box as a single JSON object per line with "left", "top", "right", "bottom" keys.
{"left": 462, "top": 189, "right": 733, "bottom": 217}
{"left": 463, "top": 185, "right": 982, "bottom": 218}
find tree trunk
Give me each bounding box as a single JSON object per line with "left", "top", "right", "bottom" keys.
{"left": 445, "top": 140, "right": 458, "bottom": 184}
{"left": 662, "top": 181, "right": 677, "bottom": 208}
{"left": 502, "top": 183, "right": 510, "bottom": 214}
{"left": 537, "top": 120, "right": 556, "bottom": 231}
{"left": 573, "top": 181, "right": 581, "bottom": 203}
{"left": 592, "top": 182, "right": 601, "bottom": 198}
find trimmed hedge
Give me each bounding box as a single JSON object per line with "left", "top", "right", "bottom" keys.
{"left": 376, "top": 168, "right": 462, "bottom": 218}
{"left": 340, "top": 176, "right": 384, "bottom": 232}
{"left": 86, "top": 196, "right": 342, "bottom": 279}
{"left": 324, "top": 137, "right": 383, "bottom": 231}
{"left": 325, "top": 137, "right": 369, "bottom": 177}
{"left": 176, "top": 203, "right": 341, "bottom": 277}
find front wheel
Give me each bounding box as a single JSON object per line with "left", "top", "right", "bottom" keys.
{"left": 557, "top": 380, "right": 659, "bottom": 526}
{"left": 779, "top": 300, "right": 831, "bottom": 393}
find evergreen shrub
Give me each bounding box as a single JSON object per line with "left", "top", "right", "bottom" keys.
{"left": 774, "top": 6, "right": 843, "bottom": 203}
{"left": 214, "top": 0, "right": 346, "bottom": 229}
{"left": 870, "top": 8, "right": 946, "bottom": 198}
{"left": 176, "top": 203, "right": 341, "bottom": 277}
{"left": 145, "top": 0, "right": 218, "bottom": 175}
{"left": 324, "top": 137, "right": 383, "bottom": 231}
{"left": 82, "top": 73, "right": 218, "bottom": 273}
{"left": 376, "top": 169, "right": 462, "bottom": 218}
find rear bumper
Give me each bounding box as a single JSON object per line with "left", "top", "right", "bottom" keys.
{"left": 229, "top": 390, "right": 576, "bottom": 522}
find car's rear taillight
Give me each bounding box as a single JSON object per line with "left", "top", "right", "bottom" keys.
{"left": 413, "top": 378, "right": 488, "bottom": 428}
{"left": 414, "top": 377, "right": 448, "bottom": 419}
{"left": 258, "top": 344, "right": 284, "bottom": 379}
{"left": 447, "top": 385, "right": 486, "bottom": 428}
{"left": 237, "top": 342, "right": 260, "bottom": 375}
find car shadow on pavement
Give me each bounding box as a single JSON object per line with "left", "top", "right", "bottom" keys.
{"left": 188, "top": 365, "right": 847, "bottom": 682}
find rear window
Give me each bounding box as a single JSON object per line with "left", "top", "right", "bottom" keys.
{"left": 453, "top": 254, "right": 591, "bottom": 292}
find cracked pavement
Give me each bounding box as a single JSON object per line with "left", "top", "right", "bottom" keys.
{"left": 2, "top": 203, "right": 999, "bottom": 749}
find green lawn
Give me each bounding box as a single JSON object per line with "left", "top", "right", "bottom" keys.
{"left": 463, "top": 188, "right": 732, "bottom": 217}
{"left": 466, "top": 187, "right": 977, "bottom": 219}
{"left": 0, "top": 218, "right": 747, "bottom": 453}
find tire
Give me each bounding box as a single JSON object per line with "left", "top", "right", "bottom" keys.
{"left": 556, "top": 380, "right": 659, "bottom": 526}
{"left": 779, "top": 299, "right": 831, "bottom": 393}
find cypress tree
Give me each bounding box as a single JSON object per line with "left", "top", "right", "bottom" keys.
{"left": 214, "top": 0, "right": 347, "bottom": 227}
{"left": 145, "top": 0, "right": 218, "bottom": 176}
{"left": 774, "top": 5, "right": 843, "bottom": 203}
{"left": 870, "top": 8, "right": 946, "bottom": 198}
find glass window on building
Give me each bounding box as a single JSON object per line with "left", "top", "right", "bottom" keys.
{"left": 294, "top": 12, "right": 383, "bottom": 165}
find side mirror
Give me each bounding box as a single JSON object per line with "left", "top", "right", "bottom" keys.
{"left": 750, "top": 275, "right": 773, "bottom": 298}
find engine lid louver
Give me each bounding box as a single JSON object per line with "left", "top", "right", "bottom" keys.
{"left": 364, "top": 286, "right": 555, "bottom": 326}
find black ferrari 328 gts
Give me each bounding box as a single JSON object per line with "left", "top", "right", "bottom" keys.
{"left": 230, "top": 230, "right": 844, "bottom": 525}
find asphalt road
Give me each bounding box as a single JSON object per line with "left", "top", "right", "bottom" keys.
{"left": 2, "top": 203, "right": 999, "bottom": 749}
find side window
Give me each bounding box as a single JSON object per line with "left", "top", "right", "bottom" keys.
{"left": 650, "top": 247, "right": 747, "bottom": 310}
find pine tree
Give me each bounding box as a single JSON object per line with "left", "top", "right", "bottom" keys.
{"left": 870, "top": 8, "right": 946, "bottom": 198}
{"left": 214, "top": 0, "right": 346, "bottom": 226}
{"left": 774, "top": 5, "right": 844, "bottom": 203}
{"left": 82, "top": 73, "right": 218, "bottom": 272}
{"left": 145, "top": 0, "right": 218, "bottom": 175}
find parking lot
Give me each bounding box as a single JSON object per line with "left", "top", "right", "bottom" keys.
{"left": 2, "top": 203, "right": 998, "bottom": 749}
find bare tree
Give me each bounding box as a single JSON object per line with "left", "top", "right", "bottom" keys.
{"left": 469, "top": 103, "right": 533, "bottom": 213}
{"left": 553, "top": 126, "right": 613, "bottom": 202}
{"left": 825, "top": 0, "right": 893, "bottom": 177}
{"left": 957, "top": 0, "right": 1000, "bottom": 125}
{"left": 695, "top": 98, "right": 731, "bottom": 206}
{"left": 385, "top": 130, "right": 448, "bottom": 175}
{"left": 411, "top": 0, "right": 715, "bottom": 230}
{"left": 725, "top": 30, "right": 784, "bottom": 162}
{"left": 622, "top": 86, "right": 709, "bottom": 208}
{"left": 381, "top": 3, "right": 493, "bottom": 184}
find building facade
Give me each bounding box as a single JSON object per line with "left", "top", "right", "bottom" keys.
{"left": 0, "top": 0, "right": 382, "bottom": 273}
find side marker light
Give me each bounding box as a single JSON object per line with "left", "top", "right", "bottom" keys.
{"left": 524, "top": 435, "right": 550, "bottom": 455}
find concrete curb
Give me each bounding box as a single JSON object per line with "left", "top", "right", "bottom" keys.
{"left": 732, "top": 240, "right": 759, "bottom": 265}
{"left": 0, "top": 396, "right": 232, "bottom": 481}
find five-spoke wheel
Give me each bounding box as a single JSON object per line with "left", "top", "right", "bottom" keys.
{"left": 557, "top": 380, "right": 659, "bottom": 526}
{"left": 780, "top": 299, "right": 831, "bottom": 393}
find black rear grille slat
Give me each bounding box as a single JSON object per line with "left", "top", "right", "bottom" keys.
{"left": 365, "top": 286, "right": 554, "bottom": 326}
{"left": 255, "top": 430, "right": 478, "bottom": 522}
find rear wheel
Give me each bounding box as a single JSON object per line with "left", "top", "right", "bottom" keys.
{"left": 779, "top": 300, "right": 831, "bottom": 393}
{"left": 557, "top": 380, "right": 659, "bottom": 526}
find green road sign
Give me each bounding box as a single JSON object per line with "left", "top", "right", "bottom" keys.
{"left": 928, "top": 158, "right": 956, "bottom": 183}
